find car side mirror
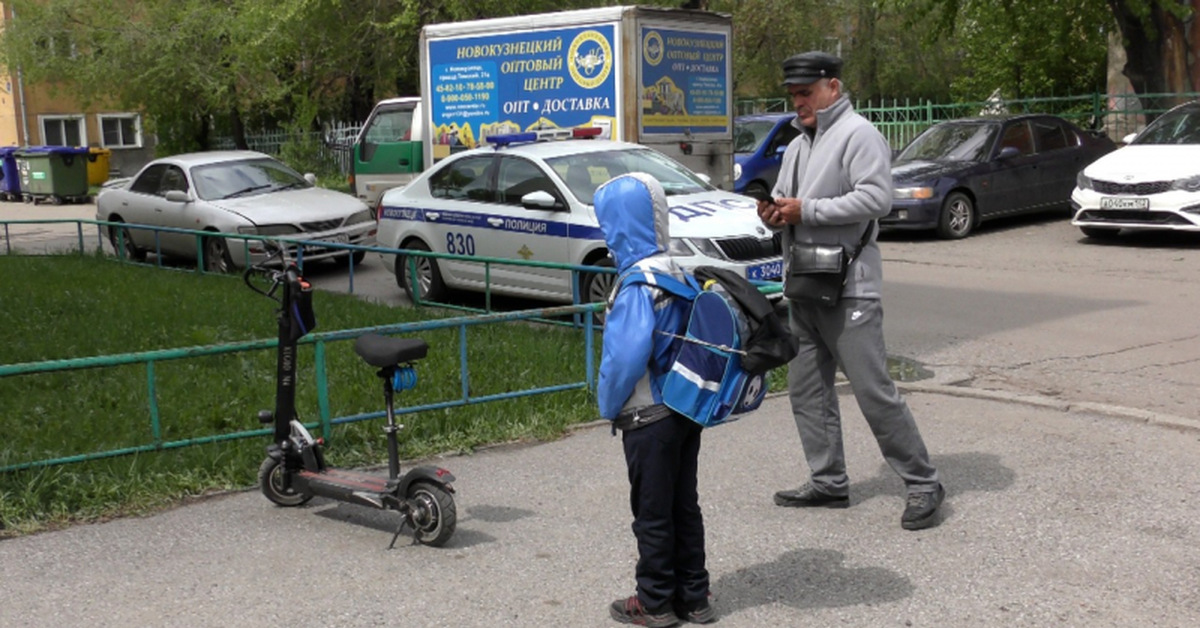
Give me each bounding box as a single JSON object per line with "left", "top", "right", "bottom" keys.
{"left": 1122, "top": 132, "right": 1138, "bottom": 144}
{"left": 774, "top": 145, "right": 787, "bottom": 157}
{"left": 164, "top": 190, "right": 192, "bottom": 203}
{"left": 521, "top": 190, "right": 561, "bottom": 210}
{"left": 997, "top": 146, "right": 1020, "bottom": 160}
{"left": 695, "top": 173, "right": 712, "bottom": 184}
{"left": 304, "top": 173, "right": 318, "bottom": 185}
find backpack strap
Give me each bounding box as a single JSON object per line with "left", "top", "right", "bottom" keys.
{"left": 610, "top": 268, "right": 699, "bottom": 308}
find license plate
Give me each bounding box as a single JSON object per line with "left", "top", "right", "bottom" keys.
{"left": 1100, "top": 197, "right": 1149, "bottom": 210}
{"left": 303, "top": 233, "right": 350, "bottom": 254}
{"left": 747, "top": 260, "right": 783, "bottom": 281}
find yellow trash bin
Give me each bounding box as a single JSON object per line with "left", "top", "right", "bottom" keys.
{"left": 86, "top": 147, "right": 112, "bottom": 186}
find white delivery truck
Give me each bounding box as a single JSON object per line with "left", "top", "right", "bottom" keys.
{"left": 351, "top": 5, "right": 735, "bottom": 208}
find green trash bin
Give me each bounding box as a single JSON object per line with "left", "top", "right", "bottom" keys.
{"left": 16, "top": 145, "right": 92, "bottom": 204}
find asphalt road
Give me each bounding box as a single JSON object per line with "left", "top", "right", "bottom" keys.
{"left": 1, "top": 392, "right": 1198, "bottom": 627}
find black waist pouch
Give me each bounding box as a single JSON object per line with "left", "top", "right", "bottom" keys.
{"left": 784, "top": 243, "right": 847, "bottom": 307}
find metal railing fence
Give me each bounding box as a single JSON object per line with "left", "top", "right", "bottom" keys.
{"left": 736, "top": 92, "right": 1200, "bottom": 149}
{"left": 210, "top": 122, "right": 363, "bottom": 176}
{"left": 0, "top": 301, "right": 598, "bottom": 473}
{"left": 0, "top": 217, "right": 616, "bottom": 322}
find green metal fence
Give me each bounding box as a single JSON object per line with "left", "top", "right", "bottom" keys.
{"left": 0, "top": 216, "right": 615, "bottom": 320}
{"left": 0, "top": 218, "right": 618, "bottom": 473}
{"left": 0, "top": 302, "right": 598, "bottom": 473}
{"left": 736, "top": 92, "right": 1200, "bottom": 149}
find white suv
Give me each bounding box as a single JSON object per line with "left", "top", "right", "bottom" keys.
{"left": 374, "top": 134, "right": 782, "bottom": 305}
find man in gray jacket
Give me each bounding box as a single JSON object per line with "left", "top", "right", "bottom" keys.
{"left": 757, "top": 51, "right": 944, "bottom": 530}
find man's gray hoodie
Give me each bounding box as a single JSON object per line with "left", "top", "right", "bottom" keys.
{"left": 770, "top": 95, "right": 893, "bottom": 300}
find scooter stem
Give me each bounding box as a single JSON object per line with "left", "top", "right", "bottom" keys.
{"left": 384, "top": 373, "right": 401, "bottom": 480}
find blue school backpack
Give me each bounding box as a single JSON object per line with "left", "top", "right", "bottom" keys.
{"left": 615, "top": 268, "right": 770, "bottom": 428}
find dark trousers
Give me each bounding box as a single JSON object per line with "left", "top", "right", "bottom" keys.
{"left": 622, "top": 414, "right": 709, "bottom": 612}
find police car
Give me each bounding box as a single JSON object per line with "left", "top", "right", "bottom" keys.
{"left": 375, "top": 129, "right": 783, "bottom": 305}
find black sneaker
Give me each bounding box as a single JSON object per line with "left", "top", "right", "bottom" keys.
{"left": 673, "top": 596, "right": 717, "bottom": 624}
{"left": 610, "top": 595, "right": 680, "bottom": 627}
{"left": 773, "top": 483, "right": 850, "bottom": 508}
{"left": 901, "top": 483, "right": 945, "bottom": 530}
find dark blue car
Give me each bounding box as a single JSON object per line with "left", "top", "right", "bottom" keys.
{"left": 885, "top": 114, "right": 1115, "bottom": 238}
{"left": 733, "top": 113, "right": 799, "bottom": 197}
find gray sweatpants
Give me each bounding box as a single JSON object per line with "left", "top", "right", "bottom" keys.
{"left": 785, "top": 298, "right": 940, "bottom": 495}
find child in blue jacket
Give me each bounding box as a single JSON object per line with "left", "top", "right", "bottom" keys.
{"left": 594, "top": 173, "right": 715, "bottom": 627}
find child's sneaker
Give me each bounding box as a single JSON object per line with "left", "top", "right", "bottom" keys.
{"left": 609, "top": 595, "right": 680, "bottom": 627}
{"left": 674, "top": 595, "right": 717, "bottom": 624}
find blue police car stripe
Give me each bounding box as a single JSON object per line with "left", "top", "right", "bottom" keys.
{"left": 381, "top": 204, "right": 605, "bottom": 240}
{"left": 379, "top": 195, "right": 755, "bottom": 240}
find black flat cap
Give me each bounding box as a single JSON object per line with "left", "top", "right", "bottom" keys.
{"left": 781, "top": 51, "right": 843, "bottom": 86}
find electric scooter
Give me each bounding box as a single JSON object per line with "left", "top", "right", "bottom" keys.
{"left": 244, "top": 249, "right": 457, "bottom": 548}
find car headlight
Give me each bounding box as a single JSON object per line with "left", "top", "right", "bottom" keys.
{"left": 1076, "top": 171, "right": 1094, "bottom": 191}
{"left": 343, "top": 208, "right": 375, "bottom": 225}
{"left": 668, "top": 238, "right": 696, "bottom": 257}
{"left": 238, "top": 224, "right": 300, "bottom": 236}
{"left": 1171, "top": 174, "right": 1200, "bottom": 193}
{"left": 734, "top": 163, "right": 743, "bottom": 182}
{"left": 893, "top": 186, "right": 934, "bottom": 200}
{"left": 688, "top": 238, "right": 726, "bottom": 259}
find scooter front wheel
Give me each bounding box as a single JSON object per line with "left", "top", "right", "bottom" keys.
{"left": 407, "top": 481, "right": 456, "bottom": 547}
{"left": 258, "top": 457, "right": 313, "bottom": 507}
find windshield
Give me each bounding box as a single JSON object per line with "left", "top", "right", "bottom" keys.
{"left": 545, "top": 148, "right": 712, "bottom": 205}
{"left": 1132, "top": 105, "right": 1200, "bottom": 145}
{"left": 897, "top": 122, "right": 999, "bottom": 163}
{"left": 191, "top": 158, "right": 310, "bottom": 201}
{"left": 363, "top": 107, "right": 416, "bottom": 143}
{"left": 734, "top": 120, "right": 779, "bottom": 153}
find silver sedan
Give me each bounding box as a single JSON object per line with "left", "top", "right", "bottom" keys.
{"left": 96, "top": 151, "right": 376, "bottom": 271}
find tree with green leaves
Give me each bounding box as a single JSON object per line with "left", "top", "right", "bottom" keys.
{"left": 887, "top": 0, "right": 1111, "bottom": 101}
{"left": 1107, "top": 0, "right": 1198, "bottom": 101}
{"left": 896, "top": 0, "right": 1199, "bottom": 103}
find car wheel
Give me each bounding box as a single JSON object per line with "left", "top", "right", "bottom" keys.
{"left": 937, "top": 191, "right": 975, "bottom": 239}
{"left": 337, "top": 250, "right": 367, "bottom": 267}
{"left": 203, "top": 233, "right": 235, "bottom": 274}
{"left": 580, "top": 256, "right": 616, "bottom": 325}
{"left": 107, "top": 220, "right": 146, "bottom": 262}
{"left": 1079, "top": 226, "right": 1122, "bottom": 240}
{"left": 395, "top": 240, "right": 446, "bottom": 303}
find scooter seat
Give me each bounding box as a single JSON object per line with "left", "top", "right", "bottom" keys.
{"left": 353, "top": 333, "right": 429, "bottom": 368}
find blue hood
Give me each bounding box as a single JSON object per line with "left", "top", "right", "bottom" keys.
{"left": 593, "top": 173, "right": 670, "bottom": 273}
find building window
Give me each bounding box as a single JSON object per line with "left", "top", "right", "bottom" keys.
{"left": 99, "top": 114, "right": 142, "bottom": 148}
{"left": 40, "top": 115, "right": 85, "bottom": 146}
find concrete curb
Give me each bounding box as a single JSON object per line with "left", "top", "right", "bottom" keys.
{"left": 897, "top": 380, "right": 1200, "bottom": 433}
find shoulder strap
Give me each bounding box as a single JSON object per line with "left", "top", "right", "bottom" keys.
{"left": 614, "top": 269, "right": 699, "bottom": 301}
{"left": 847, "top": 220, "right": 877, "bottom": 265}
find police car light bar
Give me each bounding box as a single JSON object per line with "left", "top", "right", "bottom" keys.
{"left": 486, "top": 127, "right": 603, "bottom": 147}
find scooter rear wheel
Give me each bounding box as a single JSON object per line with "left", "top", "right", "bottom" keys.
{"left": 407, "top": 481, "right": 456, "bottom": 547}
{"left": 258, "top": 457, "right": 314, "bottom": 507}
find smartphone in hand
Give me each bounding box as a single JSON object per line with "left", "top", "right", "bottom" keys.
{"left": 746, "top": 189, "right": 776, "bottom": 205}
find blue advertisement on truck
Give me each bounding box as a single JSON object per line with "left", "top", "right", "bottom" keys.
{"left": 426, "top": 24, "right": 619, "bottom": 161}
{"left": 640, "top": 27, "right": 729, "bottom": 135}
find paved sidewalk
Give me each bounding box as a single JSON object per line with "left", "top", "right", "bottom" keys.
{"left": 2, "top": 391, "right": 1198, "bottom": 627}
{"left": 0, "top": 199, "right": 101, "bottom": 254}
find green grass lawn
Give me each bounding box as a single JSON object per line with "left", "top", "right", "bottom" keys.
{"left": 0, "top": 254, "right": 603, "bottom": 536}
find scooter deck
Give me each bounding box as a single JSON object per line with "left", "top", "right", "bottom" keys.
{"left": 297, "top": 468, "right": 392, "bottom": 506}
